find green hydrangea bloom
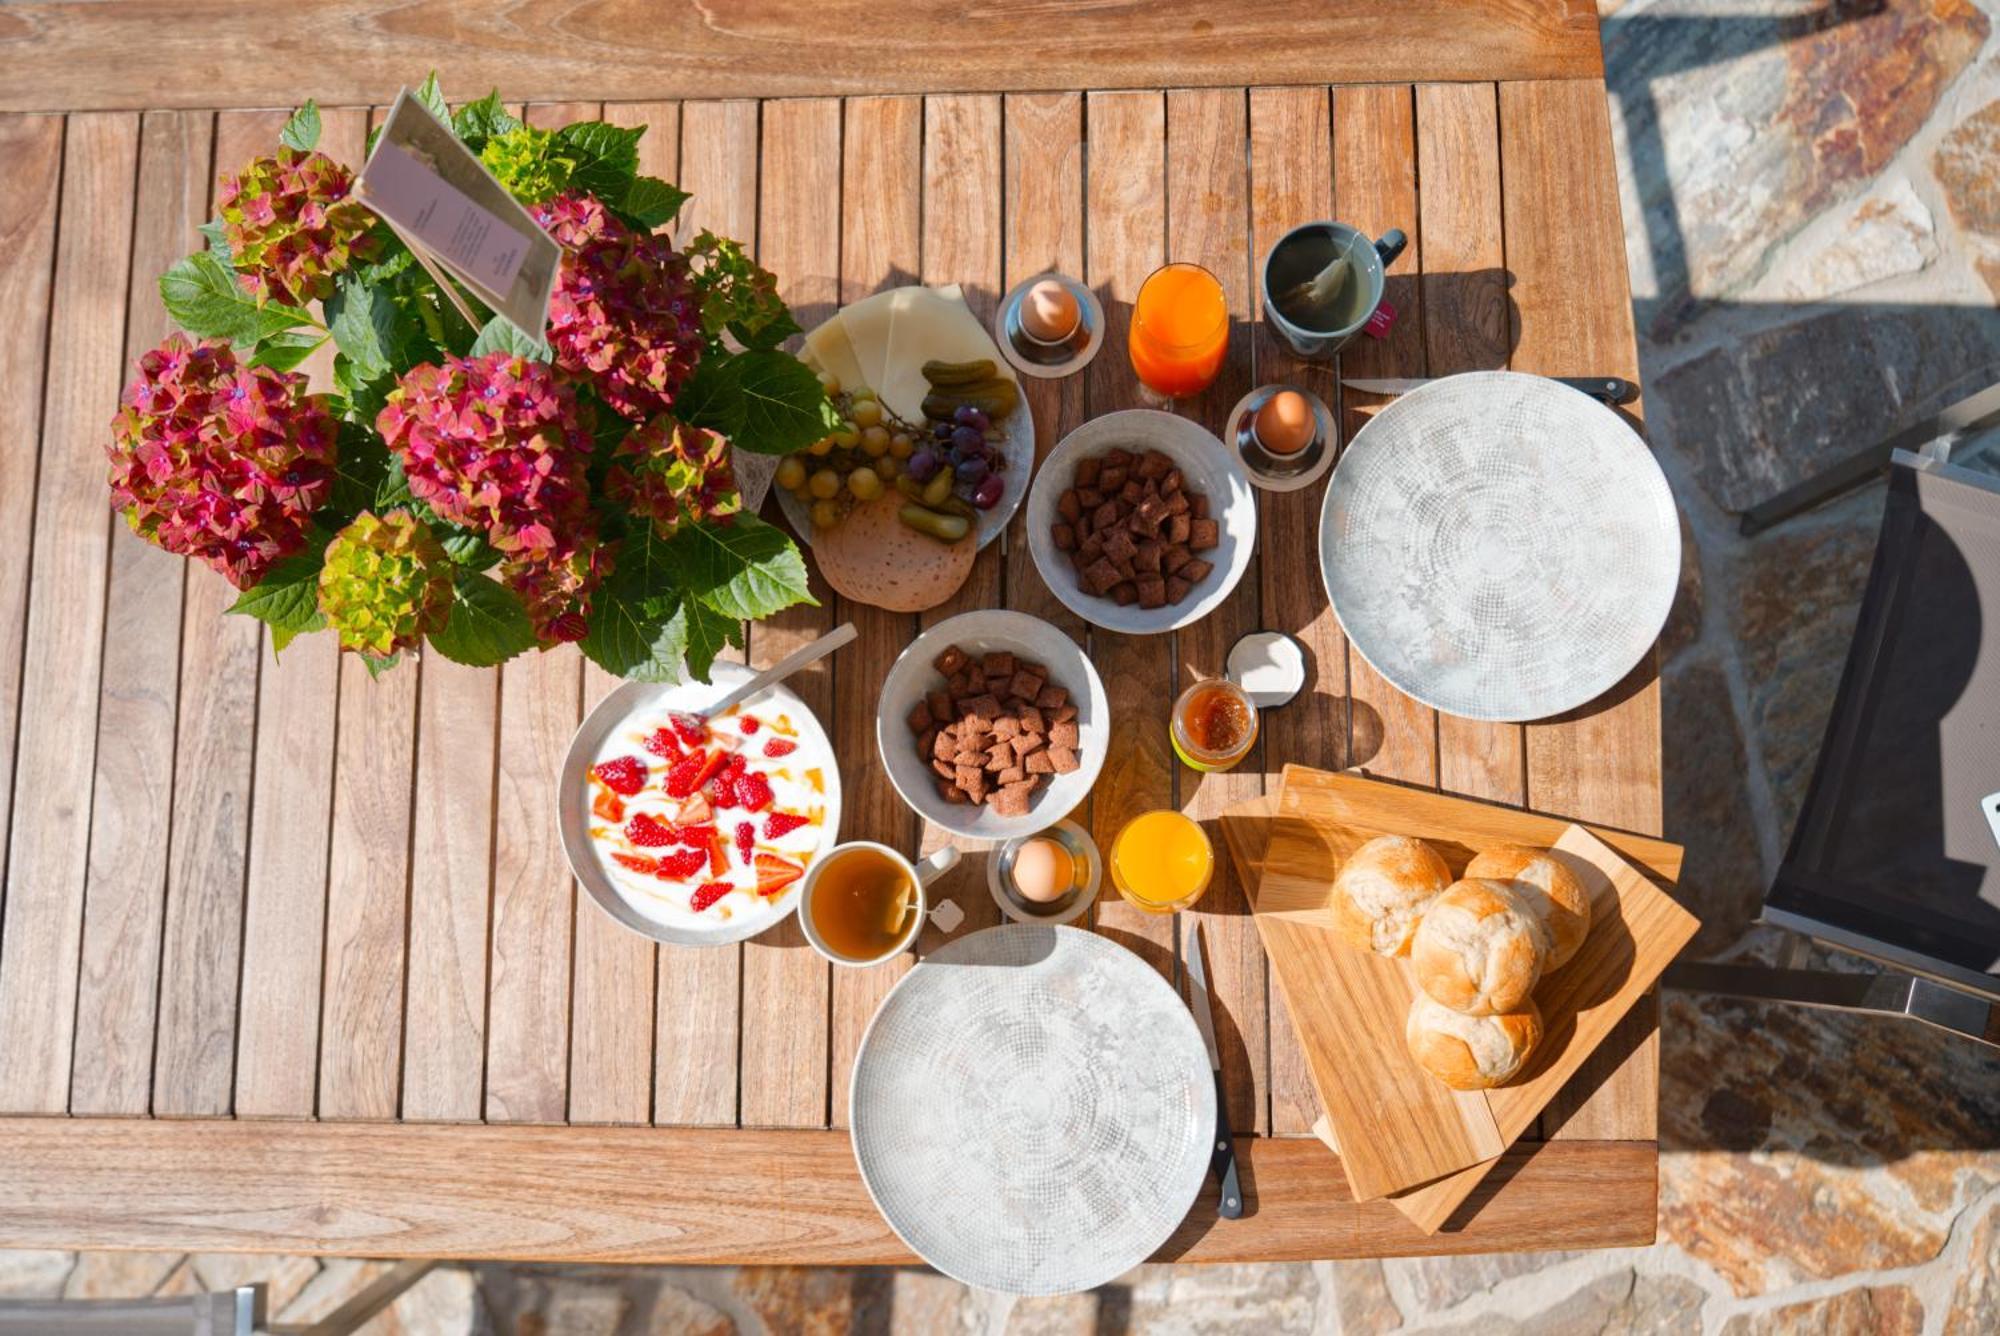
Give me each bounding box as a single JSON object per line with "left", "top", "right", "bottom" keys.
{"left": 317, "top": 510, "right": 455, "bottom": 658}
{"left": 480, "top": 126, "right": 573, "bottom": 205}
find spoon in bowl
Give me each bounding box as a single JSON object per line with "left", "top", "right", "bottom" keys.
{"left": 679, "top": 622, "right": 857, "bottom": 724}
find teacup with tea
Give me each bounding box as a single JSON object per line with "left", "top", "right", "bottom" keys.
{"left": 798, "top": 841, "right": 961, "bottom": 967}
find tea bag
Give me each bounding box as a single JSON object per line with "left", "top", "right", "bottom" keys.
{"left": 1279, "top": 251, "right": 1351, "bottom": 315}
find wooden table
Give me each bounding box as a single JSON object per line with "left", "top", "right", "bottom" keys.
{"left": 0, "top": 3, "right": 1662, "bottom": 1262}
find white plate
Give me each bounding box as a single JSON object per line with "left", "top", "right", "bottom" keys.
{"left": 1026, "top": 409, "right": 1257, "bottom": 635}
{"left": 850, "top": 925, "right": 1215, "bottom": 1296}
{"left": 1319, "top": 370, "right": 1680, "bottom": 722}
{"left": 558, "top": 663, "right": 843, "bottom": 947}
{"left": 876, "top": 610, "right": 1108, "bottom": 843}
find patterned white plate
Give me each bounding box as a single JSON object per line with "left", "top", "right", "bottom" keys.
{"left": 1319, "top": 371, "right": 1679, "bottom": 722}
{"left": 849, "top": 925, "right": 1214, "bottom": 1296}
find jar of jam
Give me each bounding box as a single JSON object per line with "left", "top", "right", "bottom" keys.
{"left": 1170, "top": 677, "right": 1259, "bottom": 772}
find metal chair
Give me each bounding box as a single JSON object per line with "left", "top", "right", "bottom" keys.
{"left": 1669, "top": 450, "right": 2000, "bottom": 1048}
{"left": 0, "top": 1260, "right": 436, "bottom": 1335}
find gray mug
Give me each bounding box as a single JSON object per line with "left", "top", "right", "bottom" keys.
{"left": 1261, "top": 221, "right": 1407, "bottom": 360}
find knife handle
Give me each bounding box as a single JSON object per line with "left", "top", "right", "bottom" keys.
{"left": 1554, "top": 376, "right": 1639, "bottom": 405}
{"left": 1210, "top": 1072, "right": 1243, "bottom": 1219}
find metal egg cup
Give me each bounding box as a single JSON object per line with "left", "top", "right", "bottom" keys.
{"left": 1224, "top": 383, "right": 1338, "bottom": 493}
{"left": 986, "top": 818, "right": 1102, "bottom": 926}
{"left": 995, "top": 272, "right": 1104, "bottom": 379}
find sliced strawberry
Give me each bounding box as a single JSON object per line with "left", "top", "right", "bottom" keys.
{"left": 762, "top": 737, "right": 798, "bottom": 759}
{"left": 737, "top": 714, "right": 760, "bottom": 735}
{"left": 662, "top": 750, "right": 706, "bottom": 799}
{"left": 591, "top": 788, "right": 625, "bottom": 823}
{"left": 592, "top": 756, "right": 648, "bottom": 796}
{"left": 656, "top": 846, "right": 710, "bottom": 880}
{"left": 670, "top": 711, "right": 709, "bottom": 747}
{"left": 676, "top": 793, "right": 713, "bottom": 827}
{"left": 763, "top": 811, "right": 811, "bottom": 840}
{"left": 707, "top": 828, "right": 730, "bottom": 877}
{"left": 735, "top": 770, "right": 775, "bottom": 813}
{"left": 754, "top": 852, "right": 804, "bottom": 897}
{"left": 625, "top": 812, "right": 674, "bottom": 847}
{"left": 734, "top": 821, "right": 756, "bottom": 863}
{"left": 690, "top": 881, "right": 732, "bottom": 913}
{"left": 674, "top": 822, "right": 716, "bottom": 848}
{"left": 643, "top": 726, "right": 682, "bottom": 759}
{"left": 611, "top": 852, "right": 660, "bottom": 875}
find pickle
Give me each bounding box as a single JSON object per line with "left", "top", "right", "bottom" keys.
{"left": 922, "top": 358, "right": 998, "bottom": 387}
{"left": 899, "top": 505, "right": 971, "bottom": 543}
{"left": 921, "top": 469, "right": 955, "bottom": 507}
{"left": 921, "top": 379, "right": 1020, "bottom": 423}
{"left": 895, "top": 475, "right": 927, "bottom": 502}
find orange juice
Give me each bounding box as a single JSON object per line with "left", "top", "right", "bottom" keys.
{"left": 1109, "top": 810, "right": 1214, "bottom": 913}
{"left": 1129, "top": 263, "right": 1228, "bottom": 398}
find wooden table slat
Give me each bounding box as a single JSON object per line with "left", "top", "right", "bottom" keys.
{"left": 739, "top": 95, "right": 840, "bottom": 1130}
{"left": 68, "top": 109, "right": 209, "bottom": 1117}
{"left": 0, "top": 111, "right": 140, "bottom": 1114}
{"left": 826, "top": 94, "right": 923, "bottom": 1129}
{"left": 1498, "top": 79, "right": 1661, "bottom": 1143}
{"left": 1165, "top": 86, "right": 1270, "bottom": 1138}
{"left": 1081, "top": 89, "right": 1176, "bottom": 980}
{"left": 649, "top": 100, "right": 758, "bottom": 1130}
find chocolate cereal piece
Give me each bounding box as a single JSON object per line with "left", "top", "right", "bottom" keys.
{"left": 933, "top": 645, "right": 969, "bottom": 676}
{"left": 1048, "top": 745, "right": 1081, "bottom": 773}
{"left": 1050, "top": 720, "right": 1080, "bottom": 749}
{"left": 1057, "top": 490, "right": 1082, "bottom": 523}
{"left": 1025, "top": 750, "right": 1056, "bottom": 774}
{"left": 1035, "top": 683, "right": 1069, "bottom": 710}
{"left": 1180, "top": 557, "right": 1214, "bottom": 583}
{"left": 1189, "top": 517, "right": 1220, "bottom": 551}
{"left": 983, "top": 651, "right": 1015, "bottom": 679}
{"left": 907, "top": 701, "right": 934, "bottom": 734}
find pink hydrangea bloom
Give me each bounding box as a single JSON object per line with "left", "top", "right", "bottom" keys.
{"left": 105, "top": 334, "right": 338, "bottom": 589}
{"left": 218, "top": 148, "right": 380, "bottom": 307}
{"left": 606, "top": 415, "right": 739, "bottom": 537}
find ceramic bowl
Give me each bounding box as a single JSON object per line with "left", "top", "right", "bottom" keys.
{"left": 875, "top": 610, "right": 1109, "bottom": 842}
{"left": 1025, "top": 409, "right": 1257, "bottom": 635}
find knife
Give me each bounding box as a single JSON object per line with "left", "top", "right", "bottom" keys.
{"left": 1343, "top": 375, "right": 1639, "bottom": 405}
{"left": 1184, "top": 923, "right": 1243, "bottom": 1219}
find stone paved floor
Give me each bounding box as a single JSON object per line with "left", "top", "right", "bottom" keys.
{"left": 5, "top": 3, "right": 1999, "bottom": 1331}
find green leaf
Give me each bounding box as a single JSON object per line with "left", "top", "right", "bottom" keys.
{"left": 197, "top": 217, "right": 232, "bottom": 266}
{"left": 674, "top": 353, "right": 745, "bottom": 438}
{"left": 279, "top": 99, "right": 321, "bottom": 152}
{"left": 248, "top": 330, "right": 327, "bottom": 373}
{"left": 160, "top": 251, "right": 313, "bottom": 345}
{"left": 680, "top": 599, "right": 741, "bottom": 683}
{"left": 414, "top": 73, "right": 450, "bottom": 125}
{"left": 620, "top": 176, "right": 689, "bottom": 232}
{"left": 664, "top": 512, "right": 815, "bottom": 622}
{"left": 439, "top": 528, "right": 501, "bottom": 571}
{"left": 374, "top": 454, "right": 414, "bottom": 510}
{"left": 729, "top": 349, "right": 843, "bottom": 455}
{"left": 329, "top": 421, "right": 392, "bottom": 517}
{"left": 581, "top": 585, "right": 688, "bottom": 684}
{"left": 360, "top": 651, "right": 401, "bottom": 679}
{"left": 326, "top": 274, "right": 404, "bottom": 382}
{"left": 555, "top": 121, "right": 643, "bottom": 200}
{"left": 468, "top": 315, "right": 550, "bottom": 362}
{"left": 451, "top": 91, "right": 522, "bottom": 151}
{"left": 429, "top": 572, "right": 537, "bottom": 667}
{"left": 227, "top": 546, "right": 327, "bottom": 653}
{"left": 727, "top": 309, "right": 802, "bottom": 352}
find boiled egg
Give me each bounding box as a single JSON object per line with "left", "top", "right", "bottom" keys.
{"left": 1021, "top": 279, "right": 1080, "bottom": 343}
{"left": 1011, "top": 837, "right": 1074, "bottom": 904}
{"left": 1254, "top": 390, "right": 1315, "bottom": 456}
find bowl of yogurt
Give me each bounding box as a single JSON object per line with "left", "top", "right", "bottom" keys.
{"left": 560, "top": 663, "right": 842, "bottom": 946}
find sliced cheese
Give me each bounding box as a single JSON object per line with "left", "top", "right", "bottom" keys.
{"left": 837, "top": 289, "right": 900, "bottom": 396}
{"left": 802, "top": 314, "right": 867, "bottom": 396}
{"left": 877, "top": 285, "right": 1014, "bottom": 424}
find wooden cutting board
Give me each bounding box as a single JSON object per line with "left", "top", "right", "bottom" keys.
{"left": 1237, "top": 766, "right": 1693, "bottom": 1219}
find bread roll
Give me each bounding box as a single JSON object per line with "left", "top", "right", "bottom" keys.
{"left": 1465, "top": 844, "right": 1592, "bottom": 970}
{"left": 1405, "top": 993, "right": 1542, "bottom": 1090}
{"left": 1410, "top": 879, "right": 1547, "bottom": 1015}
{"left": 1330, "top": 835, "right": 1452, "bottom": 956}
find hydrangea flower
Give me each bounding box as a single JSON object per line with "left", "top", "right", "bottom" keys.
{"left": 500, "top": 534, "right": 612, "bottom": 645}
{"left": 106, "top": 334, "right": 338, "bottom": 589}
{"left": 217, "top": 147, "right": 381, "bottom": 307}
{"left": 316, "top": 510, "right": 455, "bottom": 658}
{"left": 606, "top": 415, "right": 739, "bottom": 537}
{"left": 531, "top": 191, "right": 705, "bottom": 422}
{"left": 374, "top": 352, "right": 596, "bottom": 562}
{"left": 479, "top": 125, "right": 573, "bottom": 205}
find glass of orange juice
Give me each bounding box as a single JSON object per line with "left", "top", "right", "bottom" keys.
{"left": 1129, "top": 263, "right": 1228, "bottom": 398}
{"left": 1108, "top": 810, "right": 1214, "bottom": 913}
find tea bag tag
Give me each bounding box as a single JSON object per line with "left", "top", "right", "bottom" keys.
{"left": 928, "top": 899, "right": 965, "bottom": 935}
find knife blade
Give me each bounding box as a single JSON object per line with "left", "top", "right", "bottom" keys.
{"left": 1343, "top": 374, "right": 1639, "bottom": 405}
{"left": 1184, "top": 923, "right": 1243, "bottom": 1219}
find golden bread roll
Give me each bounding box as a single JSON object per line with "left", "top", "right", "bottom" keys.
{"left": 1465, "top": 844, "right": 1592, "bottom": 970}
{"left": 1330, "top": 835, "right": 1452, "bottom": 956}
{"left": 1410, "top": 878, "right": 1548, "bottom": 1015}
{"left": 1405, "top": 993, "right": 1542, "bottom": 1090}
